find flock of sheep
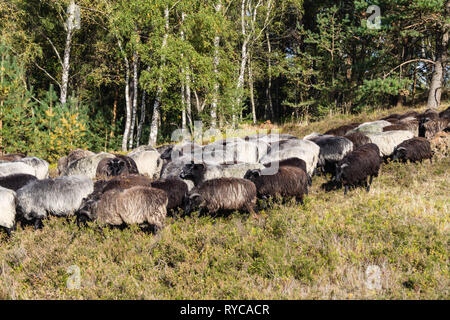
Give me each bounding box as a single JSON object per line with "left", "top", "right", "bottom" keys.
{"left": 0, "top": 107, "right": 448, "bottom": 237}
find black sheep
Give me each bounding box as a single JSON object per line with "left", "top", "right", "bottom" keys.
{"left": 151, "top": 178, "right": 189, "bottom": 211}
{"left": 392, "top": 137, "right": 433, "bottom": 163}
{"left": 244, "top": 166, "right": 308, "bottom": 204}
{"left": 96, "top": 155, "right": 139, "bottom": 178}
{"left": 263, "top": 157, "right": 311, "bottom": 186}
{"left": 0, "top": 174, "right": 37, "bottom": 191}
{"left": 439, "top": 107, "right": 450, "bottom": 120}
{"left": 335, "top": 143, "right": 381, "bottom": 195}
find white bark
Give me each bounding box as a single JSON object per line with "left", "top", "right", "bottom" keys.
{"left": 128, "top": 52, "right": 139, "bottom": 149}
{"left": 181, "top": 12, "right": 187, "bottom": 130}
{"left": 149, "top": 6, "right": 169, "bottom": 146}
{"left": 120, "top": 41, "right": 132, "bottom": 151}
{"left": 211, "top": 0, "right": 222, "bottom": 129}
{"left": 136, "top": 89, "right": 146, "bottom": 147}
{"left": 60, "top": 1, "right": 80, "bottom": 105}
{"left": 248, "top": 55, "right": 256, "bottom": 124}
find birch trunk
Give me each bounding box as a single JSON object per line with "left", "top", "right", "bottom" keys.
{"left": 265, "top": 31, "right": 273, "bottom": 120}
{"left": 136, "top": 90, "right": 146, "bottom": 147}
{"left": 180, "top": 12, "right": 187, "bottom": 130}
{"left": 211, "top": 0, "right": 222, "bottom": 129}
{"left": 248, "top": 55, "right": 256, "bottom": 124}
{"left": 149, "top": 6, "right": 169, "bottom": 146}
{"left": 128, "top": 52, "right": 139, "bottom": 149}
{"left": 60, "top": 1, "right": 79, "bottom": 105}
{"left": 119, "top": 41, "right": 132, "bottom": 151}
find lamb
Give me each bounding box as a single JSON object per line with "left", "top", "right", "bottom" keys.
{"left": 95, "top": 155, "right": 139, "bottom": 178}
{"left": 64, "top": 152, "right": 115, "bottom": 179}
{"left": 0, "top": 174, "right": 38, "bottom": 191}
{"left": 0, "top": 153, "right": 26, "bottom": 161}
{"left": 335, "top": 143, "right": 381, "bottom": 195}
{"left": 180, "top": 162, "right": 265, "bottom": 187}
{"left": 392, "top": 137, "right": 433, "bottom": 163}
{"left": 244, "top": 166, "right": 309, "bottom": 204}
{"left": 128, "top": 147, "right": 163, "bottom": 179}
{"left": 324, "top": 123, "right": 360, "bottom": 136}
{"left": 15, "top": 156, "right": 49, "bottom": 179}
{"left": 365, "top": 130, "right": 414, "bottom": 158}
{"left": 344, "top": 132, "right": 372, "bottom": 148}
{"left": 76, "top": 186, "right": 167, "bottom": 231}
{"left": 305, "top": 134, "right": 353, "bottom": 175}
{"left": 151, "top": 178, "right": 189, "bottom": 211}
{"left": 0, "top": 186, "right": 16, "bottom": 237}
{"left": 16, "top": 175, "right": 94, "bottom": 229}
{"left": 0, "top": 162, "right": 36, "bottom": 178}
{"left": 184, "top": 177, "right": 257, "bottom": 215}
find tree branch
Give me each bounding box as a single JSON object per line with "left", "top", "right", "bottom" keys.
{"left": 383, "top": 59, "right": 436, "bottom": 79}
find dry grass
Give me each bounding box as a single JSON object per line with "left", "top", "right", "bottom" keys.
{"left": 0, "top": 104, "right": 449, "bottom": 300}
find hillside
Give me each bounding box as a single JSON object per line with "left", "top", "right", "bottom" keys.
{"left": 0, "top": 105, "right": 449, "bottom": 300}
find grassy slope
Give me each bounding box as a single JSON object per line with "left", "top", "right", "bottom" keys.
{"left": 0, "top": 105, "right": 449, "bottom": 300}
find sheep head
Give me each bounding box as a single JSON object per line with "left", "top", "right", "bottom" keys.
{"left": 183, "top": 193, "right": 203, "bottom": 215}
{"left": 335, "top": 163, "right": 348, "bottom": 182}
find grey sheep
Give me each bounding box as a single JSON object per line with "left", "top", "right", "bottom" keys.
{"left": 15, "top": 156, "right": 49, "bottom": 179}
{"left": 16, "top": 175, "right": 93, "bottom": 229}
{"left": 184, "top": 177, "right": 257, "bottom": 215}
{"left": 0, "top": 162, "right": 36, "bottom": 178}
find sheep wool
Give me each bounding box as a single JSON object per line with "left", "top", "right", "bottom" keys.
{"left": 366, "top": 130, "right": 414, "bottom": 157}
{"left": 16, "top": 175, "right": 94, "bottom": 222}
{"left": 0, "top": 186, "right": 16, "bottom": 231}
{"left": 0, "top": 162, "right": 36, "bottom": 178}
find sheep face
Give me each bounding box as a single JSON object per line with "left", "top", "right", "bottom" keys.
{"left": 335, "top": 163, "right": 348, "bottom": 183}
{"left": 183, "top": 193, "right": 203, "bottom": 215}
{"left": 107, "top": 158, "right": 126, "bottom": 176}
{"left": 243, "top": 169, "right": 261, "bottom": 181}
{"left": 180, "top": 163, "right": 204, "bottom": 181}
{"left": 391, "top": 147, "right": 407, "bottom": 162}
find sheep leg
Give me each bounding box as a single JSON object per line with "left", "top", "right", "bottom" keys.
{"left": 344, "top": 185, "right": 349, "bottom": 195}
{"left": 296, "top": 196, "right": 304, "bottom": 205}
{"left": 307, "top": 175, "right": 312, "bottom": 186}
{"left": 34, "top": 218, "right": 44, "bottom": 230}
{"left": 5, "top": 228, "right": 12, "bottom": 238}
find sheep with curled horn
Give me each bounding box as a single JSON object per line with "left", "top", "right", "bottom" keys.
{"left": 344, "top": 132, "right": 372, "bottom": 149}
{"left": 335, "top": 143, "right": 381, "bottom": 195}
{"left": 392, "top": 137, "right": 433, "bottom": 163}
{"left": 0, "top": 186, "right": 17, "bottom": 237}
{"left": 76, "top": 186, "right": 168, "bottom": 232}
{"left": 0, "top": 174, "right": 37, "bottom": 191}
{"left": 183, "top": 177, "right": 257, "bottom": 216}
{"left": 16, "top": 175, "right": 93, "bottom": 229}
{"left": 244, "top": 165, "right": 309, "bottom": 205}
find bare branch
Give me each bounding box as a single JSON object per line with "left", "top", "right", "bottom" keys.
{"left": 383, "top": 59, "right": 436, "bottom": 79}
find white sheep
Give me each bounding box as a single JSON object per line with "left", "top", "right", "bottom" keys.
{"left": 0, "top": 186, "right": 16, "bottom": 236}
{"left": 15, "top": 156, "right": 49, "bottom": 179}
{"left": 366, "top": 130, "right": 414, "bottom": 157}
{"left": 0, "top": 162, "right": 36, "bottom": 178}
{"left": 348, "top": 120, "right": 392, "bottom": 134}
{"left": 128, "top": 148, "right": 163, "bottom": 179}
